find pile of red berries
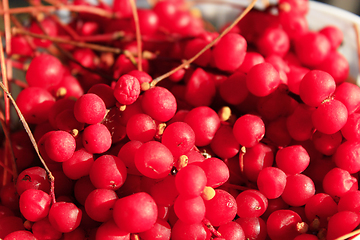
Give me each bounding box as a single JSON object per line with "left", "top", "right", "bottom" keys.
{"left": 0, "top": 0, "right": 360, "bottom": 239}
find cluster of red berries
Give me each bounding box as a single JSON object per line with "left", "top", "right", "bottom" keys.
{"left": 0, "top": 0, "right": 360, "bottom": 239}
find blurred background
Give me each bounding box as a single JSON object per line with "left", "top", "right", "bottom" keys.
{"left": 7, "top": 0, "right": 360, "bottom": 15}
{"left": 7, "top": 0, "right": 360, "bottom": 16}
{"left": 316, "top": 0, "right": 360, "bottom": 15}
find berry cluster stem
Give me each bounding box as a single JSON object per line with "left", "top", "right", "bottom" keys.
{"left": 0, "top": 4, "right": 116, "bottom": 19}
{"left": 149, "top": 0, "right": 258, "bottom": 88}
{"left": 12, "top": 27, "right": 123, "bottom": 54}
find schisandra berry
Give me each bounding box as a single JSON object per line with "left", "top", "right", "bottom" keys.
{"left": 113, "top": 192, "right": 158, "bottom": 233}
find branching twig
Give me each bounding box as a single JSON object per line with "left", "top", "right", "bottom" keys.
{"left": 12, "top": 27, "right": 123, "bottom": 54}
{"left": 0, "top": 4, "right": 116, "bottom": 19}
{"left": 129, "top": 0, "right": 142, "bottom": 71}
{"left": 149, "top": 0, "right": 259, "bottom": 87}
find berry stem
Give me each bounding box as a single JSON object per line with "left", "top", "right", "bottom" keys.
{"left": 202, "top": 218, "right": 222, "bottom": 238}
{"left": 0, "top": 4, "right": 116, "bottom": 19}
{"left": 149, "top": 0, "right": 258, "bottom": 88}
{"left": 129, "top": 0, "right": 143, "bottom": 71}
{"left": 334, "top": 229, "right": 360, "bottom": 240}
{"left": 0, "top": 79, "right": 56, "bottom": 202}
{"left": 48, "top": 12, "right": 81, "bottom": 41}
{"left": 11, "top": 27, "right": 123, "bottom": 54}
{"left": 0, "top": 111, "right": 17, "bottom": 183}
{"left": 2, "top": 0, "right": 11, "bottom": 55}
{"left": 10, "top": 14, "right": 37, "bottom": 52}
{"left": 75, "top": 31, "right": 125, "bottom": 42}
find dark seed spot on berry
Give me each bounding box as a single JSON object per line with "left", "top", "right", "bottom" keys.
{"left": 85, "top": 140, "right": 88, "bottom": 144}
{"left": 171, "top": 166, "right": 178, "bottom": 175}
{"left": 22, "top": 174, "right": 32, "bottom": 182}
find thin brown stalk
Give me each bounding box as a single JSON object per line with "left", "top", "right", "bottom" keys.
{"left": 0, "top": 157, "right": 13, "bottom": 176}
{"left": 49, "top": 14, "right": 80, "bottom": 41}
{"left": 0, "top": 36, "right": 13, "bottom": 187}
{"left": 129, "top": 0, "right": 142, "bottom": 71}
{"left": 202, "top": 218, "right": 222, "bottom": 238}
{"left": 0, "top": 80, "right": 56, "bottom": 202}
{"left": 56, "top": 45, "right": 116, "bottom": 82}
{"left": 150, "top": 0, "right": 258, "bottom": 87}
{"left": 0, "top": 4, "right": 116, "bottom": 19}
{"left": 0, "top": 111, "right": 17, "bottom": 183}
{"left": 10, "top": 15, "right": 37, "bottom": 51}
{"left": 0, "top": 1, "right": 10, "bottom": 129}
{"left": 2, "top": 0, "right": 11, "bottom": 55}
{"left": 335, "top": 229, "right": 360, "bottom": 240}
{"left": 0, "top": 34, "right": 17, "bottom": 184}
{"left": 76, "top": 31, "right": 125, "bottom": 42}
{"left": 10, "top": 78, "right": 28, "bottom": 89}
{"left": 12, "top": 27, "right": 123, "bottom": 54}
{"left": 42, "top": 0, "right": 64, "bottom": 6}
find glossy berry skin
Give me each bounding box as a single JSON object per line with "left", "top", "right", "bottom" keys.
{"left": 304, "top": 193, "right": 337, "bottom": 229}
{"left": 114, "top": 74, "right": 141, "bottom": 105}
{"left": 48, "top": 202, "right": 82, "bottom": 233}
{"left": 246, "top": 62, "right": 280, "bottom": 97}
{"left": 256, "top": 27, "right": 290, "bottom": 57}
{"left": 334, "top": 82, "right": 360, "bottom": 114}
{"left": 316, "top": 51, "right": 349, "bottom": 85}
{"left": 62, "top": 148, "right": 94, "bottom": 180}
{"left": 74, "top": 93, "right": 107, "bottom": 125}
{"left": 138, "top": 218, "right": 171, "bottom": 240}
{"left": 85, "top": 188, "right": 118, "bottom": 222}
{"left": 134, "top": 141, "right": 174, "bottom": 179}
{"left": 281, "top": 174, "right": 315, "bottom": 207}
{"left": 333, "top": 141, "right": 360, "bottom": 174}
{"left": 174, "top": 195, "right": 206, "bottom": 224}
{"left": 219, "top": 71, "right": 248, "bottom": 105}
{"left": 185, "top": 67, "right": 216, "bottom": 107}
{"left": 161, "top": 121, "right": 195, "bottom": 158}
{"left": 275, "top": 145, "right": 310, "bottom": 175}
{"left": 89, "top": 154, "right": 127, "bottom": 190}
{"left": 212, "top": 33, "right": 247, "bottom": 72}
{"left": 19, "top": 189, "right": 51, "bottom": 222}
{"left": 204, "top": 189, "right": 238, "bottom": 226}
{"left": 82, "top": 123, "right": 112, "bottom": 154}
{"left": 16, "top": 167, "right": 50, "bottom": 195}
{"left": 236, "top": 217, "right": 266, "bottom": 240}
{"left": 200, "top": 157, "right": 230, "bottom": 188}
{"left": 266, "top": 210, "right": 303, "bottom": 240}
{"left": 327, "top": 211, "right": 360, "bottom": 240}
{"left": 95, "top": 219, "right": 130, "bottom": 240}
{"left": 171, "top": 220, "right": 210, "bottom": 240}
{"left": 311, "top": 99, "right": 348, "bottom": 135}
{"left": 257, "top": 167, "right": 287, "bottom": 199}
{"left": 211, "top": 124, "right": 240, "bottom": 159}
{"left": 113, "top": 192, "right": 158, "bottom": 233}
{"left": 26, "top": 54, "right": 64, "bottom": 90}
{"left": 184, "top": 106, "right": 221, "bottom": 147}
{"left": 126, "top": 113, "right": 156, "bottom": 142}
{"left": 141, "top": 86, "right": 177, "bottom": 122}
{"left": 44, "top": 130, "right": 76, "bottom": 163}
{"left": 236, "top": 190, "right": 268, "bottom": 218}
{"left": 3, "top": 230, "right": 37, "bottom": 240}
{"left": 233, "top": 114, "right": 265, "bottom": 148}
{"left": 299, "top": 70, "right": 336, "bottom": 107}
{"left": 31, "top": 217, "right": 62, "bottom": 240}
{"left": 0, "top": 216, "right": 25, "bottom": 239}
{"left": 294, "top": 31, "right": 331, "bottom": 67}
{"left": 16, "top": 87, "right": 55, "bottom": 124}
{"left": 242, "top": 143, "right": 274, "bottom": 183}
{"left": 175, "top": 164, "right": 206, "bottom": 197}
{"left": 323, "top": 168, "right": 358, "bottom": 199}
